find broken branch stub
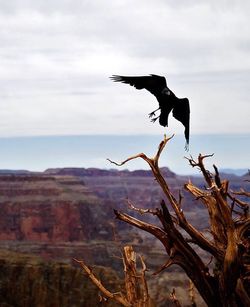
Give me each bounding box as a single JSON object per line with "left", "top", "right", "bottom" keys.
{"left": 74, "top": 246, "right": 155, "bottom": 307}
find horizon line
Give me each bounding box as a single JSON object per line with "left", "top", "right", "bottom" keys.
{"left": 0, "top": 133, "right": 250, "bottom": 139}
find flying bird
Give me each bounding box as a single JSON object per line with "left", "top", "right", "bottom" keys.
{"left": 110, "top": 74, "right": 190, "bottom": 150}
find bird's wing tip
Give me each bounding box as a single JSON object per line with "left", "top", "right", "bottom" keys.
{"left": 109, "top": 75, "right": 122, "bottom": 82}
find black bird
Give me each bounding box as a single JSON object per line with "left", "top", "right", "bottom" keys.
{"left": 110, "top": 74, "right": 190, "bottom": 149}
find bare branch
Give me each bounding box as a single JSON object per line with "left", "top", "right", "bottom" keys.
{"left": 178, "top": 190, "right": 184, "bottom": 208}
{"left": 107, "top": 153, "right": 150, "bottom": 167}
{"left": 231, "top": 188, "right": 250, "bottom": 198}
{"left": 139, "top": 255, "right": 150, "bottom": 303}
{"left": 189, "top": 280, "right": 197, "bottom": 307}
{"left": 152, "top": 258, "right": 176, "bottom": 275}
{"left": 153, "top": 134, "right": 174, "bottom": 167}
{"left": 185, "top": 154, "right": 214, "bottom": 187}
{"left": 123, "top": 246, "right": 137, "bottom": 303}
{"left": 236, "top": 278, "right": 250, "bottom": 306}
{"left": 73, "top": 258, "right": 131, "bottom": 306}
{"left": 213, "top": 164, "right": 222, "bottom": 188}
{"left": 170, "top": 288, "right": 182, "bottom": 307}
{"left": 114, "top": 209, "right": 170, "bottom": 250}
{"left": 107, "top": 134, "right": 174, "bottom": 170}
{"left": 227, "top": 192, "right": 249, "bottom": 209}
{"left": 126, "top": 198, "right": 158, "bottom": 216}
{"left": 108, "top": 135, "right": 249, "bottom": 306}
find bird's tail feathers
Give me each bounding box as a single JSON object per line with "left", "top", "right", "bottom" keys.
{"left": 184, "top": 141, "right": 189, "bottom": 152}
{"left": 183, "top": 125, "right": 190, "bottom": 151}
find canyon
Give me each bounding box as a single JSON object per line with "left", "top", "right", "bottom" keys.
{"left": 0, "top": 168, "right": 248, "bottom": 306}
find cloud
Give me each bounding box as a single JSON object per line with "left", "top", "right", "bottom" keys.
{"left": 0, "top": 0, "right": 249, "bottom": 137}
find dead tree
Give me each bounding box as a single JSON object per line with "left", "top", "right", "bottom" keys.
{"left": 74, "top": 245, "right": 156, "bottom": 307}
{"left": 108, "top": 135, "right": 250, "bottom": 307}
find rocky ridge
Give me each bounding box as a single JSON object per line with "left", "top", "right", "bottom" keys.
{"left": 0, "top": 167, "right": 248, "bottom": 306}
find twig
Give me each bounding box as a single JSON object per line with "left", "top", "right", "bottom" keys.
{"left": 107, "top": 153, "right": 149, "bottom": 167}
{"left": 152, "top": 258, "right": 176, "bottom": 275}
{"left": 126, "top": 198, "right": 158, "bottom": 215}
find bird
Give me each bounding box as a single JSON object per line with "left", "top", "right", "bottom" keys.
{"left": 110, "top": 74, "right": 190, "bottom": 150}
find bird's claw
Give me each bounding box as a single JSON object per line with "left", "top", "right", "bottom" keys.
{"left": 150, "top": 117, "right": 158, "bottom": 123}
{"left": 148, "top": 112, "right": 155, "bottom": 118}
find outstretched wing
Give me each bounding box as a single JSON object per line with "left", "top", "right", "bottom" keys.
{"left": 110, "top": 74, "right": 167, "bottom": 97}
{"left": 172, "top": 98, "right": 190, "bottom": 145}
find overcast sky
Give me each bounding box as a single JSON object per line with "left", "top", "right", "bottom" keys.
{"left": 0, "top": 0, "right": 250, "bottom": 137}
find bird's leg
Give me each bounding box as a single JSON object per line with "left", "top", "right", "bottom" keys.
{"left": 150, "top": 116, "right": 160, "bottom": 123}
{"left": 148, "top": 107, "right": 160, "bottom": 118}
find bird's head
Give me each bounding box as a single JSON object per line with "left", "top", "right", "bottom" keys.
{"left": 161, "top": 87, "right": 171, "bottom": 95}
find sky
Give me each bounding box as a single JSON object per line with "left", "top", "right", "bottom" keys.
{"left": 0, "top": 1, "right": 249, "bottom": 173}
{"left": 0, "top": 0, "right": 250, "bottom": 137}
{"left": 0, "top": 135, "right": 249, "bottom": 175}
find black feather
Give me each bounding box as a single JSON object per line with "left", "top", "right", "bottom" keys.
{"left": 110, "top": 74, "right": 190, "bottom": 148}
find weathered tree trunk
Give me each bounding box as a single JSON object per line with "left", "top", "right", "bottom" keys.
{"left": 123, "top": 246, "right": 155, "bottom": 306}
{"left": 108, "top": 135, "right": 250, "bottom": 306}
{"left": 74, "top": 245, "right": 156, "bottom": 306}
